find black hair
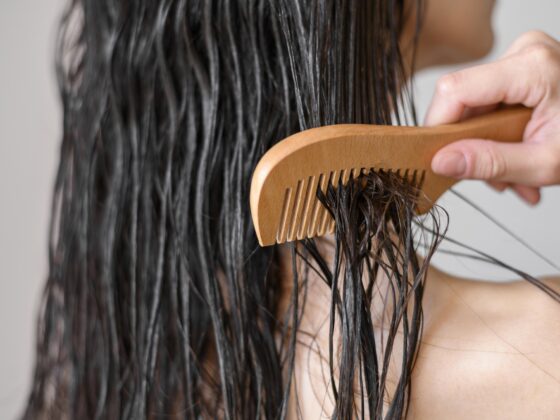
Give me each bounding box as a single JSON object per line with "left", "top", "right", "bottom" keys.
{"left": 20, "top": 0, "right": 471, "bottom": 419}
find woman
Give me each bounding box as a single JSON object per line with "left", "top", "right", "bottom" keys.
{"left": 22, "top": 0, "right": 560, "bottom": 418}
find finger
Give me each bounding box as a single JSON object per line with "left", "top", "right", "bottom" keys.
{"left": 431, "top": 140, "right": 554, "bottom": 185}
{"left": 501, "top": 30, "right": 560, "bottom": 58}
{"left": 487, "top": 180, "right": 509, "bottom": 192}
{"left": 424, "top": 52, "right": 547, "bottom": 126}
{"left": 487, "top": 180, "right": 541, "bottom": 204}
{"left": 511, "top": 184, "right": 541, "bottom": 205}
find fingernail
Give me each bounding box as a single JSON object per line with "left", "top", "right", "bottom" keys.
{"left": 432, "top": 152, "right": 467, "bottom": 177}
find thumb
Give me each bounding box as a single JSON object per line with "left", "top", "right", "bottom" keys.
{"left": 431, "top": 139, "right": 548, "bottom": 186}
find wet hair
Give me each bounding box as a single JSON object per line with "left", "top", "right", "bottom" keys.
{"left": 26, "top": 0, "right": 559, "bottom": 419}
{"left": 297, "top": 168, "right": 445, "bottom": 418}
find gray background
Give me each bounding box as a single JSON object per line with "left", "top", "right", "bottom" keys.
{"left": 1, "top": 1, "right": 559, "bottom": 418}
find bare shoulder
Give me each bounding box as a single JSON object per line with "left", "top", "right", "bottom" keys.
{"left": 408, "top": 268, "right": 560, "bottom": 419}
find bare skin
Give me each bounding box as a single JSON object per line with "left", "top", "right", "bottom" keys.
{"left": 407, "top": 268, "right": 560, "bottom": 419}
{"left": 281, "top": 234, "right": 560, "bottom": 419}
{"left": 410, "top": 13, "right": 560, "bottom": 416}
{"left": 426, "top": 30, "right": 560, "bottom": 204}
{"left": 283, "top": 1, "right": 560, "bottom": 417}
{"left": 401, "top": 0, "right": 496, "bottom": 71}
{"left": 413, "top": 4, "right": 560, "bottom": 204}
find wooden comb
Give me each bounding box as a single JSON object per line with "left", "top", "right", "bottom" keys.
{"left": 250, "top": 106, "right": 532, "bottom": 246}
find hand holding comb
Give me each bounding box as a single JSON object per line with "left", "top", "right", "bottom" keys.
{"left": 250, "top": 106, "right": 532, "bottom": 246}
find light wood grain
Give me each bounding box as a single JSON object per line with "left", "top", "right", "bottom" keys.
{"left": 250, "top": 106, "right": 532, "bottom": 246}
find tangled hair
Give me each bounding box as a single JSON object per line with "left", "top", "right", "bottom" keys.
{"left": 22, "top": 0, "right": 453, "bottom": 418}
{"left": 297, "top": 169, "right": 444, "bottom": 418}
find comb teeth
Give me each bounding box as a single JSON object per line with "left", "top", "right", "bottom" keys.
{"left": 275, "top": 167, "right": 426, "bottom": 244}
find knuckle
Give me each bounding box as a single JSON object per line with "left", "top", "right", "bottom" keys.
{"left": 486, "top": 147, "right": 508, "bottom": 180}
{"left": 521, "top": 43, "right": 560, "bottom": 101}
{"left": 469, "top": 144, "right": 507, "bottom": 180}
{"left": 525, "top": 43, "right": 557, "bottom": 66}
{"left": 435, "top": 73, "right": 460, "bottom": 96}
{"left": 519, "top": 30, "right": 552, "bottom": 45}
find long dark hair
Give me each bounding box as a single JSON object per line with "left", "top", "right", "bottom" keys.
{"left": 22, "top": 0, "right": 451, "bottom": 418}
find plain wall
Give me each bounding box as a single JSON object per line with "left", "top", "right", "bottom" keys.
{"left": 1, "top": 1, "right": 63, "bottom": 419}
{"left": 1, "top": 1, "right": 559, "bottom": 418}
